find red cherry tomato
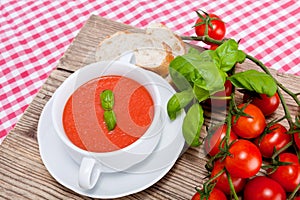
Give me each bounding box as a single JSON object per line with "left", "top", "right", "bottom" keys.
{"left": 207, "top": 80, "right": 233, "bottom": 108}
{"left": 204, "top": 124, "right": 238, "bottom": 157}
{"left": 194, "top": 13, "right": 226, "bottom": 44}
{"left": 210, "top": 44, "right": 219, "bottom": 50}
{"left": 191, "top": 188, "right": 227, "bottom": 200}
{"left": 292, "top": 119, "right": 300, "bottom": 149}
{"left": 232, "top": 104, "right": 266, "bottom": 139}
{"left": 225, "top": 139, "right": 262, "bottom": 178}
{"left": 211, "top": 159, "right": 246, "bottom": 194}
{"left": 243, "top": 92, "right": 280, "bottom": 116}
{"left": 243, "top": 176, "right": 286, "bottom": 200}
{"left": 268, "top": 153, "right": 300, "bottom": 192}
{"left": 255, "top": 123, "right": 291, "bottom": 158}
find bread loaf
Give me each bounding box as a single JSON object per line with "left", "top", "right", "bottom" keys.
{"left": 95, "top": 24, "right": 186, "bottom": 77}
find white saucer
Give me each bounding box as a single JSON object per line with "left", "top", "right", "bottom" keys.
{"left": 37, "top": 71, "right": 186, "bottom": 199}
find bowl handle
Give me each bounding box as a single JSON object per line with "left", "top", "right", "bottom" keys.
{"left": 78, "top": 157, "right": 101, "bottom": 190}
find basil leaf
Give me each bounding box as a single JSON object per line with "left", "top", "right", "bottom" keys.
{"left": 193, "top": 85, "right": 210, "bottom": 102}
{"left": 104, "top": 110, "right": 116, "bottom": 131}
{"left": 192, "top": 51, "right": 226, "bottom": 92}
{"left": 188, "top": 46, "right": 201, "bottom": 55}
{"left": 167, "top": 89, "right": 195, "bottom": 120}
{"left": 100, "top": 90, "right": 114, "bottom": 110}
{"left": 169, "top": 51, "right": 225, "bottom": 93}
{"left": 228, "top": 69, "right": 277, "bottom": 96}
{"left": 182, "top": 103, "right": 204, "bottom": 147}
{"left": 169, "top": 57, "right": 196, "bottom": 91}
{"left": 214, "top": 39, "right": 246, "bottom": 72}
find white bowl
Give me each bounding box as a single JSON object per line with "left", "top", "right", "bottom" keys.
{"left": 51, "top": 60, "right": 163, "bottom": 190}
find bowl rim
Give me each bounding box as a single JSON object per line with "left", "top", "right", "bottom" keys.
{"left": 52, "top": 60, "right": 163, "bottom": 157}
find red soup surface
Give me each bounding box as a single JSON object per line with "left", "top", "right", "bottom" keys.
{"left": 63, "top": 75, "right": 154, "bottom": 152}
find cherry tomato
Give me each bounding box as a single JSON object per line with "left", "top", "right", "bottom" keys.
{"left": 210, "top": 44, "right": 219, "bottom": 50}
{"left": 232, "top": 103, "right": 266, "bottom": 139}
{"left": 255, "top": 123, "right": 291, "bottom": 158}
{"left": 225, "top": 139, "right": 262, "bottom": 178}
{"left": 211, "top": 159, "right": 246, "bottom": 195}
{"left": 243, "top": 176, "right": 286, "bottom": 200}
{"left": 292, "top": 119, "right": 300, "bottom": 149}
{"left": 191, "top": 188, "right": 227, "bottom": 200}
{"left": 207, "top": 80, "right": 233, "bottom": 108}
{"left": 243, "top": 92, "right": 280, "bottom": 116}
{"left": 294, "top": 132, "right": 300, "bottom": 149}
{"left": 268, "top": 153, "right": 300, "bottom": 192}
{"left": 194, "top": 13, "right": 226, "bottom": 44}
{"left": 204, "top": 124, "right": 238, "bottom": 157}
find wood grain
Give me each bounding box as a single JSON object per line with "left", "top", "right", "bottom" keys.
{"left": 0, "top": 15, "right": 299, "bottom": 199}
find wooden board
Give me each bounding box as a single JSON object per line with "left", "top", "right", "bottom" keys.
{"left": 0, "top": 15, "right": 299, "bottom": 199}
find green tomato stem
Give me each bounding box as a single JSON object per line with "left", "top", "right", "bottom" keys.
{"left": 209, "top": 96, "right": 232, "bottom": 100}
{"left": 278, "top": 89, "right": 294, "bottom": 128}
{"left": 204, "top": 168, "right": 225, "bottom": 188}
{"left": 271, "top": 140, "right": 293, "bottom": 160}
{"left": 205, "top": 153, "right": 223, "bottom": 171}
{"left": 225, "top": 65, "right": 237, "bottom": 146}
{"left": 225, "top": 97, "right": 234, "bottom": 146}
{"left": 287, "top": 182, "right": 300, "bottom": 200}
{"left": 225, "top": 170, "right": 239, "bottom": 200}
{"left": 204, "top": 22, "right": 209, "bottom": 37}
{"left": 180, "top": 35, "right": 224, "bottom": 45}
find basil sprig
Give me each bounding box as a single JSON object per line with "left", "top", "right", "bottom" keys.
{"left": 100, "top": 90, "right": 116, "bottom": 131}
{"left": 100, "top": 90, "right": 114, "bottom": 110}
{"left": 167, "top": 39, "right": 276, "bottom": 147}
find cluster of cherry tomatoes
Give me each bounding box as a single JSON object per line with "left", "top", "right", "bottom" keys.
{"left": 192, "top": 11, "right": 300, "bottom": 200}
{"left": 193, "top": 87, "right": 300, "bottom": 199}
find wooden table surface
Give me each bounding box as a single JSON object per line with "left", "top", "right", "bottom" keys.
{"left": 0, "top": 15, "right": 299, "bottom": 200}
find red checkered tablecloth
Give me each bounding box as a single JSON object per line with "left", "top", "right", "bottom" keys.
{"left": 0, "top": 0, "right": 299, "bottom": 143}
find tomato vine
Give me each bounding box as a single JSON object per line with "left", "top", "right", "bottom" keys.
{"left": 180, "top": 35, "right": 300, "bottom": 128}
{"left": 169, "top": 10, "right": 300, "bottom": 200}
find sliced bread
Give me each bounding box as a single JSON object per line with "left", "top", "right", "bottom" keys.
{"left": 95, "top": 24, "right": 186, "bottom": 77}
{"left": 145, "top": 23, "right": 186, "bottom": 57}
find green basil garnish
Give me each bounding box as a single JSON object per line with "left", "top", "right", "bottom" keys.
{"left": 103, "top": 110, "right": 116, "bottom": 131}
{"left": 100, "top": 89, "right": 114, "bottom": 110}
{"left": 100, "top": 90, "right": 116, "bottom": 130}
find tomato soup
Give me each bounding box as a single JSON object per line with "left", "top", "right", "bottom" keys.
{"left": 63, "top": 75, "right": 154, "bottom": 152}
